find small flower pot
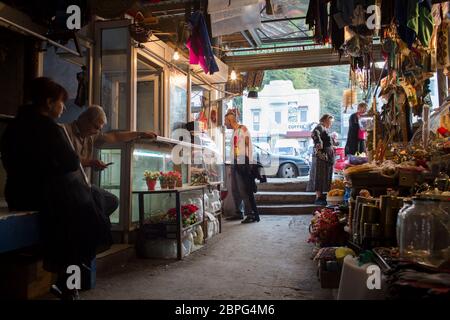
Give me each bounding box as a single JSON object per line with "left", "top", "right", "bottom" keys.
{"left": 168, "top": 181, "right": 176, "bottom": 189}
{"left": 176, "top": 179, "right": 183, "bottom": 188}
{"left": 146, "top": 179, "right": 157, "bottom": 191}
{"left": 160, "top": 181, "right": 168, "bottom": 189}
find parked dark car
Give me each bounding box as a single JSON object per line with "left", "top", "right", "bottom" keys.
{"left": 254, "top": 145, "right": 310, "bottom": 178}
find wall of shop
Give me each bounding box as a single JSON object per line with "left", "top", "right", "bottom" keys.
{"left": 0, "top": 28, "right": 27, "bottom": 116}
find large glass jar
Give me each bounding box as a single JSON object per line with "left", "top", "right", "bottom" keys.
{"left": 396, "top": 199, "right": 412, "bottom": 246}
{"left": 397, "top": 197, "right": 450, "bottom": 268}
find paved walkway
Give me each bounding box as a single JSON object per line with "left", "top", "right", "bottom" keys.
{"left": 81, "top": 215, "right": 332, "bottom": 300}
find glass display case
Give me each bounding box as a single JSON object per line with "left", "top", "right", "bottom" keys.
{"left": 133, "top": 183, "right": 222, "bottom": 260}
{"left": 94, "top": 137, "right": 223, "bottom": 243}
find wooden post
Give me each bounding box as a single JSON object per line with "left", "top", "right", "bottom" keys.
{"left": 437, "top": 69, "right": 448, "bottom": 106}
{"left": 372, "top": 97, "right": 377, "bottom": 153}
{"left": 423, "top": 105, "right": 430, "bottom": 149}
{"left": 176, "top": 192, "right": 182, "bottom": 260}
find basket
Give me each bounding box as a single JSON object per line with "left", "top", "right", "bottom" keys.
{"left": 326, "top": 195, "right": 344, "bottom": 206}
{"left": 129, "top": 12, "right": 152, "bottom": 43}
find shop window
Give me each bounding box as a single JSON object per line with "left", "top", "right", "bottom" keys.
{"left": 101, "top": 27, "right": 129, "bottom": 131}
{"left": 169, "top": 71, "right": 188, "bottom": 134}
{"left": 136, "top": 57, "right": 161, "bottom": 132}
{"left": 190, "top": 85, "right": 210, "bottom": 126}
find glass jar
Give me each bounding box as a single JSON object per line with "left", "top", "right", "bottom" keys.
{"left": 397, "top": 197, "right": 450, "bottom": 267}
{"left": 396, "top": 199, "right": 412, "bottom": 247}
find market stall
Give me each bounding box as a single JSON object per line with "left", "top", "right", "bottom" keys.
{"left": 306, "top": 0, "right": 450, "bottom": 299}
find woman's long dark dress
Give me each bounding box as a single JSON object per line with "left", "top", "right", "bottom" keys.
{"left": 0, "top": 105, "right": 111, "bottom": 272}
{"left": 307, "top": 124, "right": 335, "bottom": 193}
{"left": 345, "top": 113, "right": 365, "bottom": 156}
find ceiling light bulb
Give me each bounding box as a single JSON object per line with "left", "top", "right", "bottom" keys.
{"left": 230, "top": 69, "right": 237, "bottom": 81}
{"left": 173, "top": 50, "right": 180, "bottom": 61}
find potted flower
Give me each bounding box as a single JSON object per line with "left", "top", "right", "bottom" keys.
{"left": 159, "top": 172, "right": 168, "bottom": 189}
{"left": 190, "top": 168, "right": 209, "bottom": 186}
{"left": 174, "top": 171, "right": 183, "bottom": 187}
{"left": 308, "top": 208, "right": 347, "bottom": 247}
{"left": 144, "top": 171, "right": 160, "bottom": 191}
{"left": 167, "top": 204, "right": 199, "bottom": 227}
{"left": 165, "top": 171, "right": 181, "bottom": 189}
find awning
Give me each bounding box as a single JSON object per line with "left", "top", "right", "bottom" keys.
{"left": 286, "top": 131, "right": 311, "bottom": 138}
{"left": 224, "top": 45, "right": 383, "bottom": 72}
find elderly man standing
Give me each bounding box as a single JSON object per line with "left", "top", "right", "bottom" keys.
{"left": 64, "top": 105, "right": 157, "bottom": 217}
{"left": 224, "top": 109, "right": 260, "bottom": 224}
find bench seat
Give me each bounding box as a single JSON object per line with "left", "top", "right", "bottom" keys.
{"left": 0, "top": 208, "right": 40, "bottom": 254}
{"left": 0, "top": 207, "right": 96, "bottom": 294}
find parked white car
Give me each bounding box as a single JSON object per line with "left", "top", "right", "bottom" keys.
{"left": 274, "top": 139, "right": 303, "bottom": 157}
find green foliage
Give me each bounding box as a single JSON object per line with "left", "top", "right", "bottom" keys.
{"left": 262, "top": 66, "right": 352, "bottom": 133}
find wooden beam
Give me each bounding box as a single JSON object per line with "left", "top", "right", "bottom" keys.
{"left": 141, "top": 0, "right": 192, "bottom": 14}
{"left": 223, "top": 45, "right": 383, "bottom": 71}
{"left": 224, "top": 48, "right": 348, "bottom": 71}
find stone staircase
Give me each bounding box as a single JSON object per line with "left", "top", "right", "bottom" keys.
{"left": 256, "top": 179, "right": 319, "bottom": 215}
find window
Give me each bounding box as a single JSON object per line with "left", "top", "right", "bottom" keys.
{"left": 275, "top": 111, "right": 282, "bottom": 124}
{"left": 190, "top": 85, "right": 210, "bottom": 129}
{"left": 252, "top": 110, "right": 261, "bottom": 131}
{"left": 169, "top": 71, "right": 188, "bottom": 133}
{"left": 136, "top": 57, "right": 161, "bottom": 132}
{"left": 299, "top": 107, "right": 308, "bottom": 123}
{"left": 101, "top": 27, "right": 129, "bottom": 131}
{"left": 288, "top": 107, "right": 298, "bottom": 124}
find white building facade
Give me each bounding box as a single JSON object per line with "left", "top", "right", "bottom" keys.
{"left": 243, "top": 80, "right": 320, "bottom": 150}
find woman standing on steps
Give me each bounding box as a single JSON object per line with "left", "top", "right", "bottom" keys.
{"left": 307, "top": 114, "right": 337, "bottom": 205}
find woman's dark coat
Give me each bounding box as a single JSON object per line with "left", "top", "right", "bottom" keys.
{"left": 345, "top": 112, "right": 362, "bottom": 156}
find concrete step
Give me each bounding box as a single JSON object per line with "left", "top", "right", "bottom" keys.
{"left": 257, "top": 204, "right": 322, "bottom": 215}
{"left": 257, "top": 180, "right": 308, "bottom": 192}
{"left": 255, "top": 192, "right": 316, "bottom": 204}
{"left": 96, "top": 244, "right": 135, "bottom": 274}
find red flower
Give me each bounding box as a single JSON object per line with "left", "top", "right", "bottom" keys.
{"left": 308, "top": 208, "right": 341, "bottom": 245}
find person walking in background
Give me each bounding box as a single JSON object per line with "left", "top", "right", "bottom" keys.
{"left": 345, "top": 102, "right": 368, "bottom": 156}
{"left": 307, "top": 114, "right": 337, "bottom": 205}
{"left": 224, "top": 109, "right": 260, "bottom": 224}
